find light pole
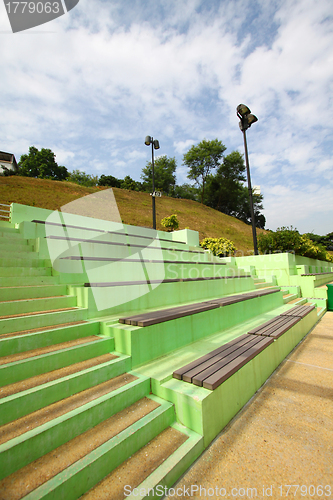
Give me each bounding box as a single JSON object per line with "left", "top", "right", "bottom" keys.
{"left": 237, "top": 104, "right": 259, "bottom": 256}
{"left": 144, "top": 136, "right": 160, "bottom": 230}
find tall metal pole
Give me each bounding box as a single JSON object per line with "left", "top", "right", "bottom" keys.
{"left": 242, "top": 128, "right": 258, "bottom": 255}
{"left": 151, "top": 138, "right": 156, "bottom": 230}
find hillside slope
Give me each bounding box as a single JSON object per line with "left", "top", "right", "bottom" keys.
{"left": 0, "top": 176, "right": 265, "bottom": 253}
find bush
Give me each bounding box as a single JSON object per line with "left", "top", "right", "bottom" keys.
{"left": 67, "top": 170, "right": 98, "bottom": 187}
{"left": 258, "top": 227, "right": 331, "bottom": 262}
{"left": 200, "top": 237, "right": 236, "bottom": 257}
{"left": 161, "top": 214, "right": 179, "bottom": 231}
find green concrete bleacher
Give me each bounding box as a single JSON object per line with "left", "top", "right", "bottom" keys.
{"left": 0, "top": 201, "right": 326, "bottom": 498}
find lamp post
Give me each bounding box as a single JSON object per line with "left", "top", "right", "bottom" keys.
{"left": 144, "top": 136, "right": 160, "bottom": 230}
{"left": 236, "top": 104, "right": 259, "bottom": 256}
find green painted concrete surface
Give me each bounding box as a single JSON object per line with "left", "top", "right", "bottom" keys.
{"left": 0, "top": 354, "right": 131, "bottom": 425}
{"left": 0, "top": 337, "right": 114, "bottom": 386}
{"left": 21, "top": 399, "right": 175, "bottom": 500}
{"left": 0, "top": 203, "right": 329, "bottom": 498}
{"left": 0, "top": 374, "right": 151, "bottom": 480}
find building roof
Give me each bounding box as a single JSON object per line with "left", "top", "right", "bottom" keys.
{"left": 0, "top": 151, "right": 18, "bottom": 169}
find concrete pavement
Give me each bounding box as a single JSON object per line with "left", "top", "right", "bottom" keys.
{"left": 167, "top": 312, "right": 333, "bottom": 500}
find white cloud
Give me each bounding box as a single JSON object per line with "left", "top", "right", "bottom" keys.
{"left": 0, "top": 0, "right": 332, "bottom": 234}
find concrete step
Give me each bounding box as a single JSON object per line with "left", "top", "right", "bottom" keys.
{"left": 0, "top": 295, "right": 77, "bottom": 318}
{"left": 0, "top": 319, "right": 100, "bottom": 356}
{"left": 0, "top": 375, "right": 153, "bottom": 482}
{"left": 0, "top": 284, "right": 68, "bottom": 302}
{"left": 254, "top": 281, "right": 275, "bottom": 289}
{"left": 0, "top": 233, "right": 29, "bottom": 243}
{"left": 0, "top": 305, "right": 87, "bottom": 337}
{"left": 0, "top": 230, "right": 22, "bottom": 239}
{"left": 0, "top": 353, "right": 131, "bottom": 425}
{"left": 0, "top": 221, "right": 17, "bottom": 232}
{"left": 82, "top": 422, "right": 203, "bottom": 500}
{"left": 0, "top": 256, "right": 48, "bottom": 268}
{"left": 0, "top": 395, "right": 177, "bottom": 499}
{"left": 283, "top": 292, "right": 298, "bottom": 304}
{"left": 0, "top": 241, "right": 34, "bottom": 252}
{"left": 0, "top": 275, "right": 60, "bottom": 287}
{"left": 0, "top": 266, "right": 52, "bottom": 277}
{"left": 0, "top": 334, "right": 110, "bottom": 386}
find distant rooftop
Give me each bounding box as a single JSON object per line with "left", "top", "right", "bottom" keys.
{"left": 0, "top": 151, "right": 18, "bottom": 170}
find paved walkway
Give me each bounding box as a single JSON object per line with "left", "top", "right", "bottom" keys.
{"left": 167, "top": 312, "right": 333, "bottom": 500}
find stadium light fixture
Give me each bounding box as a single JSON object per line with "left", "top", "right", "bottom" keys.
{"left": 144, "top": 136, "right": 160, "bottom": 230}
{"left": 237, "top": 104, "right": 259, "bottom": 255}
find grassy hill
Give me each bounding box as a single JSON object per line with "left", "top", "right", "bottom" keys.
{"left": 0, "top": 176, "right": 265, "bottom": 254}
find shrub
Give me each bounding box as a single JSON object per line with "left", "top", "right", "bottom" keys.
{"left": 258, "top": 227, "right": 331, "bottom": 262}
{"left": 161, "top": 214, "right": 179, "bottom": 231}
{"left": 200, "top": 237, "right": 236, "bottom": 257}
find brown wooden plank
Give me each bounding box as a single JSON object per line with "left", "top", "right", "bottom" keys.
{"left": 203, "top": 337, "right": 274, "bottom": 390}
{"left": 137, "top": 302, "right": 219, "bottom": 327}
{"left": 192, "top": 336, "right": 264, "bottom": 387}
{"left": 120, "top": 301, "right": 214, "bottom": 326}
{"left": 249, "top": 316, "right": 295, "bottom": 337}
{"left": 181, "top": 335, "right": 257, "bottom": 383}
{"left": 281, "top": 304, "right": 315, "bottom": 317}
{"left": 172, "top": 334, "right": 250, "bottom": 380}
{"left": 248, "top": 316, "right": 282, "bottom": 335}
{"left": 269, "top": 316, "right": 300, "bottom": 338}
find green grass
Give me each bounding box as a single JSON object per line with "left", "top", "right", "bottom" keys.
{"left": 0, "top": 176, "right": 265, "bottom": 254}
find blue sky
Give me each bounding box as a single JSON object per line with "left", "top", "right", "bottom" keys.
{"left": 1, "top": 0, "right": 332, "bottom": 235}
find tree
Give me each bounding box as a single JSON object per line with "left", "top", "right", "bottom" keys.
{"left": 204, "top": 151, "right": 246, "bottom": 215}
{"left": 18, "top": 146, "right": 68, "bottom": 181}
{"left": 98, "top": 175, "right": 122, "bottom": 188}
{"left": 141, "top": 156, "right": 177, "bottom": 196}
{"left": 174, "top": 183, "right": 200, "bottom": 201}
{"left": 120, "top": 175, "right": 143, "bottom": 191}
{"left": 183, "top": 139, "right": 226, "bottom": 203}
{"left": 235, "top": 187, "right": 266, "bottom": 228}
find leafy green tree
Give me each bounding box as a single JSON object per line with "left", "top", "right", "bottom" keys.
{"left": 18, "top": 146, "right": 68, "bottom": 181}
{"left": 67, "top": 170, "right": 98, "bottom": 187}
{"left": 98, "top": 175, "right": 121, "bottom": 188}
{"left": 204, "top": 151, "right": 246, "bottom": 214}
{"left": 183, "top": 139, "right": 226, "bottom": 203}
{"left": 120, "top": 175, "right": 143, "bottom": 191}
{"left": 306, "top": 232, "right": 333, "bottom": 251}
{"left": 141, "top": 156, "right": 177, "bottom": 196}
{"left": 174, "top": 183, "right": 200, "bottom": 201}
{"left": 234, "top": 186, "right": 266, "bottom": 228}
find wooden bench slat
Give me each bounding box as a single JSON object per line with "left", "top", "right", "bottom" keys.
{"left": 249, "top": 316, "right": 292, "bottom": 336}
{"left": 86, "top": 275, "right": 251, "bottom": 287}
{"left": 32, "top": 219, "right": 187, "bottom": 245}
{"left": 122, "top": 301, "right": 217, "bottom": 326}
{"left": 258, "top": 316, "right": 297, "bottom": 337}
{"left": 202, "top": 337, "right": 274, "bottom": 390}
{"left": 181, "top": 335, "right": 258, "bottom": 383}
{"left": 281, "top": 304, "right": 315, "bottom": 318}
{"left": 119, "top": 288, "right": 281, "bottom": 328}
{"left": 248, "top": 316, "right": 282, "bottom": 334}
{"left": 172, "top": 334, "right": 249, "bottom": 380}
{"left": 269, "top": 316, "right": 300, "bottom": 338}
{"left": 136, "top": 303, "right": 220, "bottom": 327}
{"left": 62, "top": 256, "right": 224, "bottom": 265}
{"left": 192, "top": 336, "right": 264, "bottom": 387}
